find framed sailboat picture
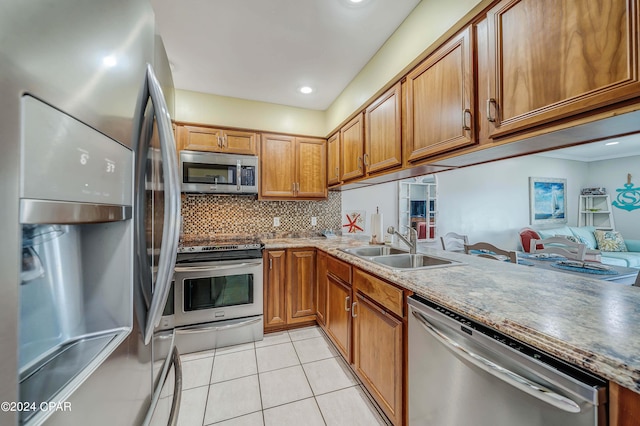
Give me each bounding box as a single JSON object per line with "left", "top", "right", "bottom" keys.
{"left": 529, "top": 177, "right": 567, "bottom": 225}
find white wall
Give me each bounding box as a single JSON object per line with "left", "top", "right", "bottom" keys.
{"left": 341, "top": 156, "right": 591, "bottom": 250}
{"left": 338, "top": 182, "right": 397, "bottom": 238}
{"left": 586, "top": 155, "right": 640, "bottom": 239}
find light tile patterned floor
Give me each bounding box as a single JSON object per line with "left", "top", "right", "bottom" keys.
{"left": 176, "top": 326, "right": 389, "bottom": 426}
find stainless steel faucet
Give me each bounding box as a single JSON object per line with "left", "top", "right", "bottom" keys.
{"left": 387, "top": 226, "right": 417, "bottom": 254}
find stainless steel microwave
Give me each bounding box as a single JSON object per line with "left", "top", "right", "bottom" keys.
{"left": 179, "top": 150, "right": 258, "bottom": 194}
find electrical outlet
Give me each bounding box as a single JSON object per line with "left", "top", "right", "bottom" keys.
{"left": 273, "top": 217, "right": 280, "bottom": 227}
{"left": 311, "top": 217, "right": 317, "bottom": 226}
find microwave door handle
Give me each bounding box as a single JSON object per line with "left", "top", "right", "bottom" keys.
{"left": 142, "top": 64, "right": 181, "bottom": 345}
{"left": 236, "top": 160, "right": 241, "bottom": 191}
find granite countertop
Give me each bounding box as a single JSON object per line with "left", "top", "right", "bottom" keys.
{"left": 262, "top": 236, "right": 640, "bottom": 394}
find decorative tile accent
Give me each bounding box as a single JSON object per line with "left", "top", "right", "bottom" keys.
{"left": 181, "top": 192, "right": 341, "bottom": 240}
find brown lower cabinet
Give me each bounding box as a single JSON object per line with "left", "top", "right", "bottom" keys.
{"left": 264, "top": 248, "right": 316, "bottom": 332}
{"left": 322, "top": 254, "right": 406, "bottom": 426}
{"left": 610, "top": 382, "right": 640, "bottom": 426}
{"left": 315, "top": 250, "right": 327, "bottom": 326}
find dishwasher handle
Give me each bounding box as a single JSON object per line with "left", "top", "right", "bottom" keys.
{"left": 411, "top": 309, "right": 582, "bottom": 414}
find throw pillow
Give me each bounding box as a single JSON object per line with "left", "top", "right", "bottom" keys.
{"left": 556, "top": 234, "right": 579, "bottom": 243}
{"left": 519, "top": 228, "right": 541, "bottom": 253}
{"left": 594, "top": 230, "right": 628, "bottom": 252}
{"left": 569, "top": 226, "right": 598, "bottom": 249}
{"left": 555, "top": 233, "right": 594, "bottom": 247}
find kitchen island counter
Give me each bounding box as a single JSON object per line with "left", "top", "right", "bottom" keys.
{"left": 262, "top": 236, "right": 640, "bottom": 395}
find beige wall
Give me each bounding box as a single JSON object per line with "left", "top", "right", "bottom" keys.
{"left": 175, "top": 89, "right": 327, "bottom": 136}
{"left": 325, "top": 0, "right": 483, "bottom": 133}
{"left": 175, "top": 0, "right": 483, "bottom": 137}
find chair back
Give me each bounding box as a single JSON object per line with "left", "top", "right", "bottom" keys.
{"left": 440, "top": 232, "right": 469, "bottom": 252}
{"left": 464, "top": 242, "right": 518, "bottom": 263}
{"left": 633, "top": 271, "right": 639, "bottom": 287}
{"left": 529, "top": 237, "right": 587, "bottom": 261}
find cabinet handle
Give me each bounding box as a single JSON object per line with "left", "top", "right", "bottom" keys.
{"left": 296, "top": 182, "right": 300, "bottom": 193}
{"left": 345, "top": 296, "right": 351, "bottom": 311}
{"left": 217, "top": 136, "right": 222, "bottom": 148}
{"left": 269, "top": 258, "right": 272, "bottom": 270}
{"left": 351, "top": 301, "right": 358, "bottom": 318}
{"left": 357, "top": 156, "right": 363, "bottom": 170}
{"left": 335, "top": 166, "right": 339, "bottom": 178}
{"left": 486, "top": 98, "right": 497, "bottom": 123}
{"left": 222, "top": 135, "right": 227, "bottom": 148}
{"left": 363, "top": 153, "right": 369, "bottom": 167}
{"left": 462, "top": 109, "right": 472, "bottom": 131}
{"left": 292, "top": 182, "right": 296, "bottom": 193}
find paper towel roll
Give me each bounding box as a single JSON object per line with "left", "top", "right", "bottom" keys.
{"left": 370, "top": 213, "right": 384, "bottom": 244}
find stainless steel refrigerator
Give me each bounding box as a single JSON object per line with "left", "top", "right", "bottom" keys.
{"left": 0, "top": 1, "right": 181, "bottom": 424}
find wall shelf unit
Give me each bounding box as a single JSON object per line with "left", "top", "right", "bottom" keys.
{"left": 578, "top": 195, "right": 615, "bottom": 230}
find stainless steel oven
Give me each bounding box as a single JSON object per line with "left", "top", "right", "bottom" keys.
{"left": 160, "top": 240, "right": 264, "bottom": 353}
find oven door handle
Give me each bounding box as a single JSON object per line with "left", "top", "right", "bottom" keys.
{"left": 176, "top": 316, "right": 262, "bottom": 334}
{"left": 174, "top": 262, "right": 262, "bottom": 273}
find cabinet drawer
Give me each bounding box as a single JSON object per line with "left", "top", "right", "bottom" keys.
{"left": 327, "top": 255, "right": 351, "bottom": 284}
{"left": 353, "top": 268, "right": 403, "bottom": 318}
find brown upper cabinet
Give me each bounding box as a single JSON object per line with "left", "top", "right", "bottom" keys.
{"left": 405, "top": 26, "right": 475, "bottom": 163}
{"left": 177, "top": 124, "right": 258, "bottom": 155}
{"left": 340, "top": 113, "right": 365, "bottom": 181}
{"left": 486, "top": 0, "right": 640, "bottom": 138}
{"left": 260, "top": 133, "right": 327, "bottom": 199}
{"left": 327, "top": 132, "right": 341, "bottom": 186}
{"left": 365, "top": 82, "right": 402, "bottom": 174}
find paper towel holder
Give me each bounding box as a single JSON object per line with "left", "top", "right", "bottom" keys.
{"left": 369, "top": 207, "right": 385, "bottom": 245}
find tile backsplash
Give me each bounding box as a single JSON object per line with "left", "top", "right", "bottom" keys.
{"left": 181, "top": 192, "right": 342, "bottom": 238}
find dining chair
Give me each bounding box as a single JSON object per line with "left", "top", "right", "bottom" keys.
{"left": 440, "top": 232, "right": 469, "bottom": 252}
{"left": 529, "top": 237, "right": 587, "bottom": 261}
{"left": 464, "top": 242, "right": 518, "bottom": 264}
{"left": 633, "top": 271, "right": 640, "bottom": 287}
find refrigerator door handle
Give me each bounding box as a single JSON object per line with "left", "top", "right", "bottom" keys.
{"left": 168, "top": 346, "right": 183, "bottom": 426}
{"left": 144, "top": 63, "right": 181, "bottom": 345}
{"left": 134, "top": 63, "right": 181, "bottom": 345}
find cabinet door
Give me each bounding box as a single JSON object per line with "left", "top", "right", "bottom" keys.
{"left": 327, "top": 133, "right": 340, "bottom": 186}
{"left": 340, "top": 113, "right": 365, "bottom": 181}
{"left": 406, "top": 27, "right": 474, "bottom": 162}
{"left": 296, "top": 137, "right": 327, "bottom": 198}
{"left": 352, "top": 292, "right": 403, "bottom": 426}
{"left": 315, "top": 250, "right": 327, "bottom": 327}
{"left": 286, "top": 249, "right": 316, "bottom": 324}
{"left": 325, "top": 274, "right": 352, "bottom": 361}
{"left": 260, "top": 133, "right": 296, "bottom": 198}
{"left": 365, "top": 83, "right": 402, "bottom": 174}
{"left": 487, "top": 0, "right": 640, "bottom": 138}
{"left": 264, "top": 250, "right": 287, "bottom": 331}
{"left": 222, "top": 129, "right": 257, "bottom": 155}
{"left": 177, "top": 125, "right": 223, "bottom": 152}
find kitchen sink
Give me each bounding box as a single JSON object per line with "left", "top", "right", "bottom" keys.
{"left": 370, "top": 253, "right": 462, "bottom": 271}
{"left": 340, "top": 246, "right": 408, "bottom": 257}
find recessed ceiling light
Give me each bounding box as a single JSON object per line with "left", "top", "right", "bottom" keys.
{"left": 350, "top": 0, "right": 364, "bottom": 3}
{"left": 102, "top": 55, "right": 117, "bottom": 67}
{"left": 299, "top": 86, "right": 313, "bottom": 94}
{"left": 605, "top": 141, "right": 620, "bottom": 146}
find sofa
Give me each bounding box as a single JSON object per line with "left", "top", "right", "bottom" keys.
{"left": 520, "top": 225, "right": 640, "bottom": 268}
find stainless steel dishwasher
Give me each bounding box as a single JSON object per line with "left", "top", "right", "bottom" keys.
{"left": 408, "top": 295, "right": 607, "bottom": 426}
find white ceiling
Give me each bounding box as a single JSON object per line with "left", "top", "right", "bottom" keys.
{"left": 536, "top": 133, "right": 640, "bottom": 162}
{"left": 151, "top": 0, "right": 421, "bottom": 110}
